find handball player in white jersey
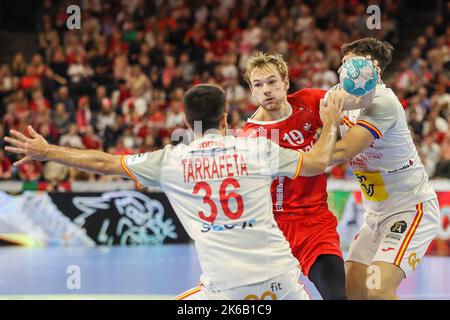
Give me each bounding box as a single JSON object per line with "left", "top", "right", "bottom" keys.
{"left": 4, "top": 84, "right": 344, "bottom": 300}
{"left": 328, "top": 38, "right": 440, "bottom": 300}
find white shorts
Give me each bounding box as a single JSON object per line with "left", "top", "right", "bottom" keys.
{"left": 175, "top": 268, "right": 310, "bottom": 300}
{"left": 347, "top": 199, "right": 440, "bottom": 276}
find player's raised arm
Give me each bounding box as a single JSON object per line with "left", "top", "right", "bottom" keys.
{"left": 299, "top": 92, "right": 343, "bottom": 176}
{"left": 4, "top": 125, "right": 127, "bottom": 177}
{"left": 330, "top": 93, "right": 397, "bottom": 166}
{"left": 330, "top": 126, "right": 375, "bottom": 166}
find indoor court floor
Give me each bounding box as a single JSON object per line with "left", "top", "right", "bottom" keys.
{"left": 0, "top": 245, "right": 448, "bottom": 300}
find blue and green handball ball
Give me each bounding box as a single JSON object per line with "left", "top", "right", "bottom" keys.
{"left": 339, "top": 57, "right": 379, "bottom": 96}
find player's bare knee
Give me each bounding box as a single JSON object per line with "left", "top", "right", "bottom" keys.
{"left": 345, "top": 274, "right": 367, "bottom": 299}
{"left": 346, "top": 281, "right": 367, "bottom": 300}
{"left": 367, "top": 288, "right": 397, "bottom": 300}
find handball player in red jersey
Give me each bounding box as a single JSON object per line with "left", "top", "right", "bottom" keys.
{"left": 242, "top": 52, "right": 346, "bottom": 300}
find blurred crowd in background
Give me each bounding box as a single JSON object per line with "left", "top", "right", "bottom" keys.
{"left": 0, "top": 0, "right": 449, "bottom": 186}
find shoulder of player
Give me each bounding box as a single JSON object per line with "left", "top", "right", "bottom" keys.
{"left": 367, "top": 92, "right": 398, "bottom": 115}
{"left": 242, "top": 120, "right": 257, "bottom": 130}
{"left": 158, "top": 143, "right": 178, "bottom": 158}
{"left": 287, "top": 88, "right": 326, "bottom": 101}
{"left": 125, "top": 145, "right": 174, "bottom": 166}
{"left": 288, "top": 88, "right": 323, "bottom": 112}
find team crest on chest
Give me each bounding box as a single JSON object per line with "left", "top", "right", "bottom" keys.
{"left": 303, "top": 122, "right": 311, "bottom": 132}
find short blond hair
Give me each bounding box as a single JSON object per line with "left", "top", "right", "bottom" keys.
{"left": 244, "top": 52, "right": 289, "bottom": 86}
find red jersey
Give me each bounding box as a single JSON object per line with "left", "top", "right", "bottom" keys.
{"left": 243, "top": 88, "right": 327, "bottom": 217}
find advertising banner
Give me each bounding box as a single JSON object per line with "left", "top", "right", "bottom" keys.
{"left": 0, "top": 190, "right": 190, "bottom": 246}
{"left": 0, "top": 189, "right": 448, "bottom": 255}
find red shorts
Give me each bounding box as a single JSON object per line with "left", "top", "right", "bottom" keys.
{"left": 275, "top": 209, "right": 343, "bottom": 277}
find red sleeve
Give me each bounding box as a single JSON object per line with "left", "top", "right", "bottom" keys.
{"left": 240, "top": 122, "right": 257, "bottom": 137}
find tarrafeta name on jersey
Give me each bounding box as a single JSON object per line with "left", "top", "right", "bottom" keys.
{"left": 182, "top": 154, "right": 249, "bottom": 183}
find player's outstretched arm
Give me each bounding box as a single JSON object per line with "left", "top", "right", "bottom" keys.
{"left": 330, "top": 126, "right": 374, "bottom": 165}
{"left": 4, "top": 125, "right": 128, "bottom": 177}
{"left": 300, "top": 93, "right": 343, "bottom": 176}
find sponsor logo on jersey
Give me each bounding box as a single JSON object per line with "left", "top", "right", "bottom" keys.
{"left": 354, "top": 171, "right": 389, "bottom": 202}
{"left": 382, "top": 247, "right": 395, "bottom": 252}
{"left": 355, "top": 173, "right": 375, "bottom": 197}
{"left": 387, "top": 160, "right": 414, "bottom": 174}
{"left": 357, "top": 151, "right": 384, "bottom": 161}
{"left": 390, "top": 221, "right": 407, "bottom": 234}
{"left": 196, "top": 140, "right": 226, "bottom": 149}
{"left": 275, "top": 177, "right": 285, "bottom": 211}
{"left": 348, "top": 158, "right": 367, "bottom": 167}
{"left": 349, "top": 152, "right": 384, "bottom": 167}
{"left": 201, "top": 218, "right": 256, "bottom": 233}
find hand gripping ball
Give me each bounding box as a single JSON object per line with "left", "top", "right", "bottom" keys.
{"left": 339, "top": 57, "right": 379, "bottom": 96}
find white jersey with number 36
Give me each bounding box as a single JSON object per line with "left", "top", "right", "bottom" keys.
{"left": 122, "top": 134, "right": 301, "bottom": 290}
{"left": 339, "top": 84, "right": 437, "bottom": 215}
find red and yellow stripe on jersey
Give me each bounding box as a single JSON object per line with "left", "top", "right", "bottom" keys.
{"left": 356, "top": 120, "right": 382, "bottom": 139}
{"left": 291, "top": 152, "right": 304, "bottom": 179}
{"left": 342, "top": 116, "right": 355, "bottom": 128}
{"left": 175, "top": 286, "right": 202, "bottom": 300}
{"left": 120, "top": 155, "right": 143, "bottom": 190}
{"left": 394, "top": 203, "right": 424, "bottom": 266}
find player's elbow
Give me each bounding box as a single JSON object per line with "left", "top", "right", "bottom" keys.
{"left": 313, "top": 158, "right": 329, "bottom": 175}
{"left": 97, "top": 154, "right": 124, "bottom": 176}
{"left": 302, "top": 155, "right": 329, "bottom": 176}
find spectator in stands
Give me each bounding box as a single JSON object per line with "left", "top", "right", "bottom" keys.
{"left": 18, "top": 160, "right": 42, "bottom": 182}
{"left": 39, "top": 20, "right": 59, "bottom": 59}
{"left": 0, "top": 150, "right": 12, "bottom": 180}
{"left": 43, "top": 161, "right": 69, "bottom": 191}
{"left": 96, "top": 98, "right": 116, "bottom": 138}
{"left": 75, "top": 96, "right": 95, "bottom": 134}
{"left": 53, "top": 86, "right": 76, "bottom": 119}
{"left": 59, "top": 124, "right": 84, "bottom": 149}
{"left": 0, "top": 64, "right": 13, "bottom": 94}
{"left": 38, "top": 122, "right": 58, "bottom": 145}
{"left": 0, "top": 0, "right": 447, "bottom": 183}
{"left": 434, "top": 132, "right": 450, "bottom": 179}
{"left": 420, "top": 135, "right": 442, "bottom": 177}
{"left": 82, "top": 125, "right": 102, "bottom": 150}
{"left": 52, "top": 102, "right": 71, "bottom": 137}
{"left": 29, "top": 89, "right": 50, "bottom": 112}
{"left": 11, "top": 53, "right": 27, "bottom": 77}
{"left": 91, "top": 85, "right": 108, "bottom": 113}
{"left": 67, "top": 54, "right": 94, "bottom": 96}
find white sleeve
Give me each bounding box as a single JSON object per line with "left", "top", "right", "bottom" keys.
{"left": 263, "top": 139, "right": 303, "bottom": 179}
{"left": 356, "top": 95, "right": 397, "bottom": 139}
{"left": 121, "top": 146, "right": 172, "bottom": 188}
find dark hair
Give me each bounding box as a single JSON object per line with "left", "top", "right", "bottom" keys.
{"left": 341, "top": 38, "right": 394, "bottom": 73}
{"left": 184, "top": 84, "right": 226, "bottom": 133}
